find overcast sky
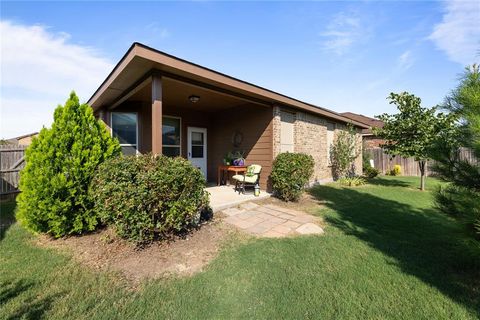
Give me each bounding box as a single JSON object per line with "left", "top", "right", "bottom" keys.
{"left": 1, "top": 0, "right": 479, "bottom": 138}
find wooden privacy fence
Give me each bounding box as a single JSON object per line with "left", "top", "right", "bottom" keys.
{"left": 366, "top": 147, "right": 477, "bottom": 177}
{"left": 0, "top": 145, "right": 27, "bottom": 195}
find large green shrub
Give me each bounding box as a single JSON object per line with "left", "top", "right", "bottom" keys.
{"left": 89, "top": 154, "right": 209, "bottom": 244}
{"left": 16, "top": 92, "right": 120, "bottom": 237}
{"left": 271, "top": 152, "right": 314, "bottom": 201}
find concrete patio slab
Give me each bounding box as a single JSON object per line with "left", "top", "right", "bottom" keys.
{"left": 240, "top": 202, "right": 259, "bottom": 210}
{"left": 207, "top": 186, "right": 270, "bottom": 213}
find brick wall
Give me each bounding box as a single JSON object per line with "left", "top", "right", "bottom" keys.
{"left": 272, "top": 106, "right": 363, "bottom": 184}
{"left": 363, "top": 135, "right": 385, "bottom": 148}
{"left": 272, "top": 106, "right": 282, "bottom": 157}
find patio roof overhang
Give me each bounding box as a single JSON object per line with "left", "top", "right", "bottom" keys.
{"left": 88, "top": 42, "right": 369, "bottom": 129}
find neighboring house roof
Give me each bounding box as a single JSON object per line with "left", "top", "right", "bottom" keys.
{"left": 6, "top": 132, "right": 39, "bottom": 145}
{"left": 88, "top": 42, "right": 369, "bottom": 129}
{"left": 340, "top": 112, "right": 384, "bottom": 135}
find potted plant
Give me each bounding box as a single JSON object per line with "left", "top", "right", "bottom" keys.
{"left": 232, "top": 150, "right": 245, "bottom": 166}
{"left": 223, "top": 152, "right": 234, "bottom": 165}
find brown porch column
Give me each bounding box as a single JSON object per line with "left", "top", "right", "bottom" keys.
{"left": 152, "top": 74, "right": 163, "bottom": 155}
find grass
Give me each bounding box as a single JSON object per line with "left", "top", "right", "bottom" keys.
{"left": 1, "top": 176, "right": 479, "bottom": 319}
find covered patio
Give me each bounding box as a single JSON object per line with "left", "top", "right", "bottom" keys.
{"left": 207, "top": 185, "right": 271, "bottom": 212}
{"left": 92, "top": 67, "right": 274, "bottom": 190}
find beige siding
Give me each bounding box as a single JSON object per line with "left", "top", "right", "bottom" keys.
{"left": 209, "top": 104, "right": 273, "bottom": 190}
{"left": 280, "top": 111, "right": 295, "bottom": 153}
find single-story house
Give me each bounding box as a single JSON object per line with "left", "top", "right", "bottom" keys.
{"left": 341, "top": 112, "right": 385, "bottom": 148}
{"left": 88, "top": 43, "right": 367, "bottom": 190}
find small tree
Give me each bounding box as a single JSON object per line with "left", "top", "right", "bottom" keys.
{"left": 16, "top": 92, "right": 120, "bottom": 237}
{"left": 375, "top": 92, "right": 455, "bottom": 191}
{"left": 330, "top": 124, "right": 361, "bottom": 179}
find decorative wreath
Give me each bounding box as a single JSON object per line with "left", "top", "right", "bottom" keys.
{"left": 232, "top": 131, "right": 243, "bottom": 147}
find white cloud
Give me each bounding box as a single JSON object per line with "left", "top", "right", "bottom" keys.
{"left": 319, "top": 12, "right": 369, "bottom": 55}
{"left": 429, "top": 0, "right": 480, "bottom": 65}
{"left": 397, "top": 50, "right": 414, "bottom": 71}
{"left": 0, "top": 20, "right": 113, "bottom": 138}
{"left": 145, "top": 22, "right": 170, "bottom": 39}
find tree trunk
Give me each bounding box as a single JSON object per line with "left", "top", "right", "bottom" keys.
{"left": 419, "top": 160, "right": 426, "bottom": 191}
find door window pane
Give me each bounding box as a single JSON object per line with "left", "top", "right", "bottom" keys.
{"left": 191, "top": 145, "right": 203, "bottom": 158}
{"left": 163, "top": 117, "right": 181, "bottom": 146}
{"left": 191, "top": 132, "right": 203, "bottom": 145}
{"left": 112, "top": 113, "right": 137, "bottom": 145}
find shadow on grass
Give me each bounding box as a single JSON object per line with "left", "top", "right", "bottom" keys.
{"left": 1, "top": 280, "right": 61, "bottom": 320}
{"left": 0, "top": 280, "right": 34, "bottom": 305}
{"left": 365, "top": 177, "right": 412, "bottom": 188}
{"left": 309, "top": 184, "right": 480, "bottom": 316}
{"left": 0, "top": 200, "right": 17, "bottom": 241}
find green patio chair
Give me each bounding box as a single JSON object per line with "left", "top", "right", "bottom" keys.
{"left": 232, "top": 164, "right": 262, "bottom": 194}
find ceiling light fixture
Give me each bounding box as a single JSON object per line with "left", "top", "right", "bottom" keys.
{"left": 189, "top": 95, "right": 200, "bottom": 103}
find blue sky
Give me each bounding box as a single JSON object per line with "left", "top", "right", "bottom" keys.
{"left": 1, "top": 1, "right": 479, "bottom": 138}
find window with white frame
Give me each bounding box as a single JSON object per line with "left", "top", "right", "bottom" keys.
{"left": 111, "top": 112, "right": 138, "bottom": 155}
{"left": 326, "top": 122, "right": 335, "bottom": 164}
{"left": 162, "top": 116, "right": 181, "bottom": 157}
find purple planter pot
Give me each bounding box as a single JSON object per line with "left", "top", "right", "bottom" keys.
{"left": 233, "top": 158, "right": 245, "bottom": 166}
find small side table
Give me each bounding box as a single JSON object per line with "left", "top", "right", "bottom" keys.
{"left": 217, "top": 165, "right": 247, "bottom": 186}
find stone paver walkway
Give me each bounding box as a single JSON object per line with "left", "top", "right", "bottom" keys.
{"left": 222, "top": 202, "right": 324, "bottom": 238}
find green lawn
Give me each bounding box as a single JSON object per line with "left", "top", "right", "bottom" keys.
{"left": 1, "top": 176, "right": 479, "bottom": 319}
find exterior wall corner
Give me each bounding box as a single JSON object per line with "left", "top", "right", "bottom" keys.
{"left": 272, "top": 105, "right": 282, "bottom": 159}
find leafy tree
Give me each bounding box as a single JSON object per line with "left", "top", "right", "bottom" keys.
{"left": 430, "top": 64, "right": 480, "bottom": 235}
{"left": 375, "top": 92, "right": 455, "bottom": 191}
{"left": 330, "top": 124, "right": 361, "bottom": 179}
{"left": 16, "top": 92, "right": 120, "bottom": 237}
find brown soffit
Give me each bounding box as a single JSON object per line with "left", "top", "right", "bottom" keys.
{"left": 88, "top": 42, "right": 369, "bottom": 129}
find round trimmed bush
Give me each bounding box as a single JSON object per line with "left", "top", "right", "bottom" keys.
{"left": 270, "top": 152, "right": 314, "bottom": 202}
{"left": 89, "top": 154, "right": 209, "bottom": 244}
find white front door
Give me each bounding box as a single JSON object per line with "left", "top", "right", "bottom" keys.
{"left": 187, "top": 127, "right": 207, "bottom": 177}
